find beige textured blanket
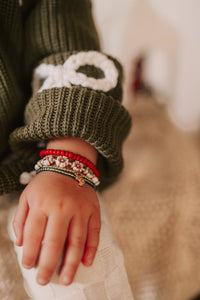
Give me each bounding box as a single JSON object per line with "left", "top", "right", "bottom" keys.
{"left": 1, "top": 97, "right": 200, "bottom": 300}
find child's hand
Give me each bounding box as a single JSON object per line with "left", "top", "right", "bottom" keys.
{"left": 12, "top": 171, "right": 101, "bottom": 286}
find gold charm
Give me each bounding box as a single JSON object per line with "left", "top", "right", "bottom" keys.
{"left": 75, "top": 173, "right": 85, "bottom": 186}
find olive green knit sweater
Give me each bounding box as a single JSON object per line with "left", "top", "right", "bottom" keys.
{"left": 0, "top": 0, "right": 131, "bottom": 195}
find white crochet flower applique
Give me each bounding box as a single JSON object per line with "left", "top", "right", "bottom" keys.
{"left": 55, "top": 156, "right": 69, "bottom": 168}
{"left": 32, "top": 51, "right": 119, "bottom": 94}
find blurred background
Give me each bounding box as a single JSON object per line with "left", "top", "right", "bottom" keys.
{"left": 93, "top": 0, "right": 200, "bottom": 131}
{"left": 93, "top": 1, "right": 200, "bottom": 300}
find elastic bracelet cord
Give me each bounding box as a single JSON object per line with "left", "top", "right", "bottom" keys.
{"left": 40, "top": 149, "right": 99, "bottom": 178}
{"left": 36, "top": 166, "right": 97, "bottom": 191}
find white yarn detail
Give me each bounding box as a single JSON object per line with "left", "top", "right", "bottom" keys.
{"left": 33, "top": 51, "right": 119, "bottom": 94}
{"left": 19, "top": 171, "right": 36, "bottom": 185}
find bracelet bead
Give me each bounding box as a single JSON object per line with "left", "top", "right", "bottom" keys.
{"left": 40, "top": 148, "right": 100, "bottom": 177}
{"left": 36, "top": 166, "right": 97, "bottom": 190}
{"left": 69, "top": 152, "right": 73, "bottom": 158}
{"left": 35, "top": 155, "right": 100, "bottom": 186}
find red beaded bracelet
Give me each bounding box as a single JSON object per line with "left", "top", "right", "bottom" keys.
{"left": 39, "top": 149, "right": 100, "bottom": 177}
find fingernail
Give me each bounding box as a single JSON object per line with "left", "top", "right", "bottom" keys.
{"left": 16, "top": 237, "right": 20, "bottom": 246}
{"left": 37, "top": 277, "right": 48, "bottom": 285}
{"left": 86, "top": 257, "right": 93, "bottom": 265}
{"left": 61, "top": 276, "right": 71, "bottom": 285}
{"left": 23, "top": 264, "right": 33, "bottom": 269}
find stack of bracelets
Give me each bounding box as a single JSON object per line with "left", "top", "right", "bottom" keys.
{"left": 34, "top": 149, "right": 100, "bottom": 190}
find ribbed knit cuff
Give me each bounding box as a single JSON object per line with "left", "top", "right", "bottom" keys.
{"left": 9, "top": 86, "right": 131, "bottom": 189}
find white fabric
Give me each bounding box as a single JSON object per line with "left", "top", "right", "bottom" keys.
{"left": 8, "top": 194, "right": 134, "bottom": 300}
{"left": 33, "top": 51, "right": 119, "bottom": 94}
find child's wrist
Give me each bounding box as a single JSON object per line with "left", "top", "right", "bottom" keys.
{"left": 46, "top": 137, "right": 97, "bottom": 165}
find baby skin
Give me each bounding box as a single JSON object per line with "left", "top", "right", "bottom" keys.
{"left": 12, "top": 137, "right": 101, "bottom": 286}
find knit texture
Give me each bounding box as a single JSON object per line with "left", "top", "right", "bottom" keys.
{"left": 0, "top": 0, "right": 131, "bottom": 194}
{"left": 9, "top": 67, "right": 131, "bottom": 188}
{"left": 23, "top": 0, "right": 101, "bottom": 81}
{"left": 0, "top": 159, "right": 33, "bottom": 194}
{"left": 0, "top": 1, "right": 24, "bottom": 157}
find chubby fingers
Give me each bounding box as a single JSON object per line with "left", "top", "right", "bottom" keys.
{"left": 59, "top": 217, "right": 88, "bottom": 285}
{"left": 82, "top": 212, "right": 101, "bottom": 266}
{"left": 22, "top": 210, "right": 47, "bottom": 269}
{"left": 36, "top": 214, "right": 70, "bottom": 285}
{"left": 12, "top": 194, "right": 29, "bottom": 246}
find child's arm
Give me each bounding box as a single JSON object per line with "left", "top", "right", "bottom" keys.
{"left": 9, "top": 0, "right": 131, "bottom": 286}
{"left": 9, "top": 0, "right": 131, "bottom": 189}
{"left": 13, "top": 137, "right": 101, "bottom": 286}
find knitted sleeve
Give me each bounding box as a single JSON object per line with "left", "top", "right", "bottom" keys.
{"left": 9, "top": 0, "right": 132, "bottom": 189}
